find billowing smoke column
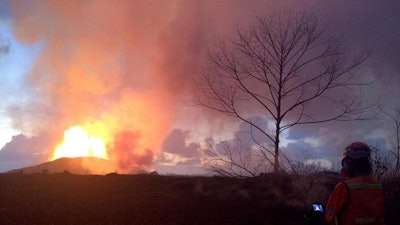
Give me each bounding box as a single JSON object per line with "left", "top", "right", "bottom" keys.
{"left": 7, "top": 0, "right": 269, "bottom": 173}
{"left": 8, "top": 1, "right": 185, "bottom": 173}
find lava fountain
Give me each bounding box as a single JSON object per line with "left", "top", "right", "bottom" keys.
{"left": 50, "top": 125, "right": 108, "bottom": 160}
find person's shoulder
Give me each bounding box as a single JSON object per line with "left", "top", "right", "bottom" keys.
{"left": 344, "top": 175, "right": 375, "bottom": 184}
{"left": 344, "top": 176, "right": 383, "bottom": 189}
{"left": 354, "top": 175, "right": 381, "bottom": 183}
{"left": 362, "top": 176, "right": 383, "bottom": 185}
{"left": 334, "top": 181, "right": 348, "bottom": 190}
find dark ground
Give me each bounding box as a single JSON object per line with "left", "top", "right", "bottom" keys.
{"left": 0, "top": 173, "right": 398, "bottom": 225}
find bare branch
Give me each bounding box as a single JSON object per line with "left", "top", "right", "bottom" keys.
{"left": 194, "top": 10, "right": 373, "bottom": 176}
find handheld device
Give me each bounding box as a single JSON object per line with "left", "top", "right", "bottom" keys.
{"left": 312, "top": 203, "right": 324, "bottom": 213}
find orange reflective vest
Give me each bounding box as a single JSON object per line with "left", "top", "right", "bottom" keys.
{"left": 326, "top": 176, "right": 385, "bottom": 225}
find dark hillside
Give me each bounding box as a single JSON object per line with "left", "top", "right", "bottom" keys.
{"left": 5, "top": 157, "right": 115, "bottom": 175}
{"left": 0, "top": 173, "right": 398, "bottom": 225}
{"left": 0, "top": 173, "right": 309, "bottom": 225}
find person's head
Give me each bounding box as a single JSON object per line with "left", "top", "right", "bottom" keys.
{"left": 341, "top": 142, "right": 372, "bottom": 178}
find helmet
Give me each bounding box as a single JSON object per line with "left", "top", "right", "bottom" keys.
{"left": 343, "top": 142, "right": 371, "bottom": 159}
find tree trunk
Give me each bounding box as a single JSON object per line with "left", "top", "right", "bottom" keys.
{"left": 274, "top": 121, "right": 281, "bottom": 173}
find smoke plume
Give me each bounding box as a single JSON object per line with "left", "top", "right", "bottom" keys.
{"left": 8, "top": 0, "right": 183, "bottom": 172}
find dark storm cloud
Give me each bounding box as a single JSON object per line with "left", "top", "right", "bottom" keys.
{"left": 274, "top": 1, "right": 400, "bottom": 166}
{"left": 162, "top": 129, "right": 200, "bottom": 158}
{"left": 314, "top": 1, "right": 400, "bottom": 103}
{"left": 284, "top": 141, "right": 316, "bottom": 160}
{"left": 234, "top": 116, "right": 271, "bottom": 146}
{"left": 213, "top": 118, "right": 272, "bottom": 155}
{"left": 0, "top": 38, "right": 9, "bottom": 54}
{"left": 0, "top": 133, "right": 51, "bottom": 171}
{"left": 0, "top": 134, "right": 35, "bottom": 161}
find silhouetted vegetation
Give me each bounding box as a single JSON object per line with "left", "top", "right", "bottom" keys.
{"left": 379, "top": 107, "right": 400, "bottom": 176}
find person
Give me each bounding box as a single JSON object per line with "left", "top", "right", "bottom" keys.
{"left": 325, "top": 142, "right": 385, "bottom": 225}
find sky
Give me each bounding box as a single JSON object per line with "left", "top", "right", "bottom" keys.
{"left": 0, "top": 0, "right": 399, "bottom": 175}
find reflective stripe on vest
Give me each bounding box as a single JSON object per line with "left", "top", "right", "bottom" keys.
{"left": 355, "top": 217, "right": 384, "bottom": 224}
{"left": 341, "top": 178, "right": 385, "bottom": 225}
{"left": 346, "top": 183, "right": 382, "bottom": 190}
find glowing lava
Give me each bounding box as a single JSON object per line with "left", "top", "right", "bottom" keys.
{"left": 50, "top": 126, "right": 108, "bottom": 160}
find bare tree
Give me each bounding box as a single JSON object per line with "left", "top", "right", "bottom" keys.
{"left": 195, "top": 11, "right": 374, "bottom": 175}
{"left": 379, "top": 107, "right": 400, "bottom": 176}
{"left": 370, "top": 144, "right": 389, "bottom": 179}
{"left": 203, "top": 137, "right": 269, "bottom": 177}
